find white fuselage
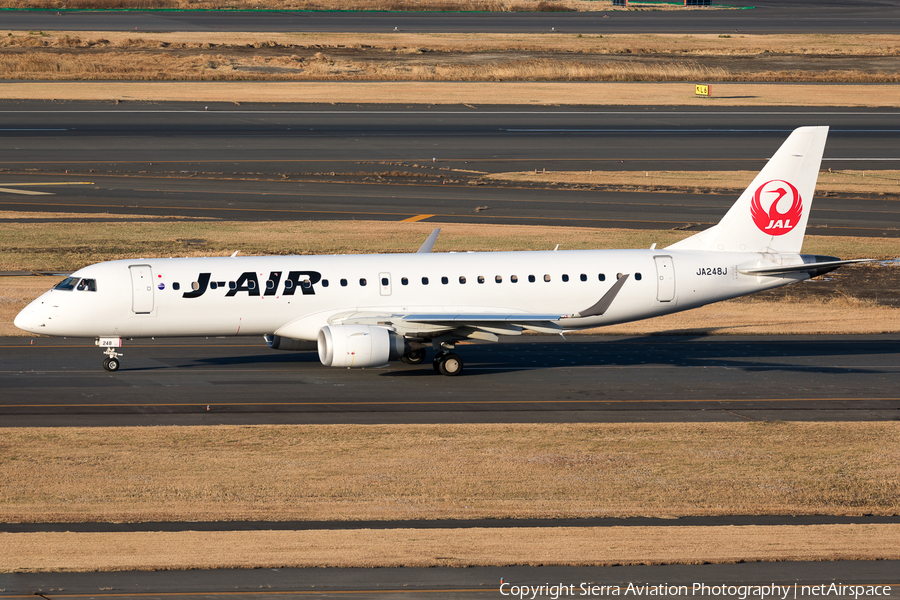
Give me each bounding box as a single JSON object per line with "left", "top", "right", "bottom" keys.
{"left": 15, "top": 248, "right": 802, "bottom": 340}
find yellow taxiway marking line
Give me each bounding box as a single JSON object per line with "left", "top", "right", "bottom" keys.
{"left": 0, "top": 181, "right": 94, "bottom": 196}
{"left": 4, "top": 398, "right": 898, "bottom": 408}
{"left": 401, "top": 214, "right": 435, "bottom": 222}
{"left": 0, "top": 181, "right": 94, "bottom": 186}
{"left": 0, "top": 187, "right": 52, "bottom": 195}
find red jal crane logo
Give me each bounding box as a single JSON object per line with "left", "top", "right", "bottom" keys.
{"left": 750, "top": 179, "right": 803, "bottom": 236}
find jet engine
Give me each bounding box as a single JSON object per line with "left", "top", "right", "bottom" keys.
{"left": 317, "top": 324, "right": 406, "bottom": 368}
{"left": 264, "top": 334, "right": 318, "bottom": 352}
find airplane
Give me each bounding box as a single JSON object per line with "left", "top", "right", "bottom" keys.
{"left": 15, "top": 126, "right": 867, "bottom": 376}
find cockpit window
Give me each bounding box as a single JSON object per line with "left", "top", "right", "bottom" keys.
{"left": 77, "top": 278, "right": 97, "bottom": 292}
{"left": 54, "top": 277, "right": 79, "bottom": 291}
{"left": 54, "top": 277, "right": 97, "bottom": 292}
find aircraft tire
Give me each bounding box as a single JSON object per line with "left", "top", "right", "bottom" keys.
{"left": 437, "top": 353, "right": 463, "bottom": 376}
{"left": 404, "top": 349, "right": 426, "bottom": 364}
{"left": 103, "top": 357, "right": 120, "bottom": 372}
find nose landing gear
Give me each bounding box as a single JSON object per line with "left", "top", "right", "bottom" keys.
{"left": 96, "top": 337, "right": 123, "bottom": 372}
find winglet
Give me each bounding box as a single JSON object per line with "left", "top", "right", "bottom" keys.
{"left": 569, "top": 274, "right": 629, "bottom": 318}
{"left": 416, "top": 229, "right": 441, "bottom": 254}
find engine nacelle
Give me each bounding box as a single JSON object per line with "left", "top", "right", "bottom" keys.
{"left": 317, "top": 324, "right": 405, "bottom": 368}
{"left": 264, "top": 334, "right": 318, "bottom": 352}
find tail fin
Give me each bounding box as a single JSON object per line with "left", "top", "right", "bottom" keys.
{"left": 667, "top": 126, "right": 829, "bottom": 254}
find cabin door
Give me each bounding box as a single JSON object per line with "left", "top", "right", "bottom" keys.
{"left": 129, "top": 265, "right": 155, "bottom": 314}
{"left": 653, "top": 256, "right": 676, "bottom": 302}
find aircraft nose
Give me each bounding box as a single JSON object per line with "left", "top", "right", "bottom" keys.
{"left": 14, "top": 302, "right": 43, "bottom": 334}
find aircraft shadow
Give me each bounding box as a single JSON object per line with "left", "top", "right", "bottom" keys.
{"left": 380, "top": 335, "right": 896, "bottom": 377}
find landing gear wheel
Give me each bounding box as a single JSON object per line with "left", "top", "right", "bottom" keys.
{"left": 403, "top": 348, "right": 426, "bottom": 365}
{"left": 433, "top": 353, "right": 445, "bottom": 373}
{"left": 437, "top": 352, "right": 463, "bottom": 376}
{"left": 103, "top": 357, "right": 120, "bottom": 372}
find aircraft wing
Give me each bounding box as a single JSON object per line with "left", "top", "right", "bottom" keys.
{"left": 330, "top": 310, "right": 564, "bottom": 340}
{"left": 400, "top": 313, "right": 564, "bottom": 335}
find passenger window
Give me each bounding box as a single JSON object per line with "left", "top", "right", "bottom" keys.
{"left": 598, "top": 274, "right": 606, "bottom": 282}
{"left": 617, "top": 273, "right": 623, "bottom": 280}
{"left": 635, "top": 273, "right": 642, "bottom": 281}
{"left": 401, "top": 277, "right": 408, "bottom": 286}
{"left": 301, "top": 279, "right": 311, "bottom": 289}
{"left": 210, "top": 282, "right": 218, "bottom": 290}
{"left": 511, "top": 275, "right": 518, "bottom": 283}
{"left": 580, "top": 274, "right": 587, "bottom": 282}
{"left": 173, "top": 282, "right": 180, "bottom": 291}
{"left": 422, "top": 277, "right": 429, "bottom": 285}
{"left": 544, "top": 274, "right": 551, "bottom": 282}
{"left": 285, "top": 280, "right": 294, "bottom": 289}
{"left": 341, "top": 279, "right": 348, "bottom": 287}
{"left": 477, "top": 276, "right": 485, "bottom": 284}
{"left": 54, "top": 276, "right": 78, "bottom": 291}
{"left": 266, "top": 280, "right": 275, "bottom": 290}
{"left": 459, "top": 276, "right": 466, "bottom": 284}
{"left": 322, "top": 279, "right": 329, "bottom": 287}
{"left": 192, "top": 281, "right": 200, "bottom": 291}
{"left": 229, "top": 281, "right": 236, "bottom": 289}
{"left": 248, "top": 280, "right": 256, "bottom": 290}
{"left": 495, "top": 275, "right": 502, "bottom": 283}
{"left": 381, "top": 277, "right": 389, "bottom": 286}
{"left": 441, "top": 276, "right": 449, "bottom": 285}
{"left": 562, "top": 274, "right": 569, "bottom": 282}
{"left": 528, "top": 275, "right": 536, "bottom": 283}
{"left": 360, "top": 278, "right": 367, "bottom": 286}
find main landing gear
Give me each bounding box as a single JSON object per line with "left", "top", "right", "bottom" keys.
{"left": 433, "top": 351, "right": 463, "bottom": 376}
{"left": 96, "top": 337, "right": 123, "bottom": 372}
{"left": 399, "top": 348, "right": 426, "bottom": 365}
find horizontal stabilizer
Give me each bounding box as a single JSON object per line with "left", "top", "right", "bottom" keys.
{"left": 738, "top": 257, "right": 869, "bottom": 277}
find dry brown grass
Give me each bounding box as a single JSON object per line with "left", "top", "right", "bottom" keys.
{"left": 2, "top": 31, "right": 899, "bottom": 83}
{"left": 1, "top": 217, "right": 892, "bottom": 273}
{"left": 5, "top": 524, "right": 900, "bottom": 572}
{"left": 6, "top": 32, "right": 899, "bottom": 56}
{"left": 490, "top": 169, "right": 900, "bottom": 197}
{"left": 2, "top": 423, "right": 899, "bottom": 524}
{"left": 3, "top": 80, "right": 899, "bottom": 107}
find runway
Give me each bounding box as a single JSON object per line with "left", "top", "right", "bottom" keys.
{"left": 2, "top": 335, "right": 898, "bottom": 426}
{"left": 2, "top": 563, "right": 899, "bottom": 599}
{"left": 2, "top": 103, "right": 899, "bottom": 234}
{"left": 3, "top": 0, "right": 900, "bottom": 34}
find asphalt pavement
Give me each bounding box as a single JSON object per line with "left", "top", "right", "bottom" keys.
{"left": 2, "top": 335, "right": 898, "bottom": 426}
{"left": 2, "top": 103, "right": 899, "bottom": 234}
{"left": 3, "top": 0, "right": 900, "bottom": 34}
